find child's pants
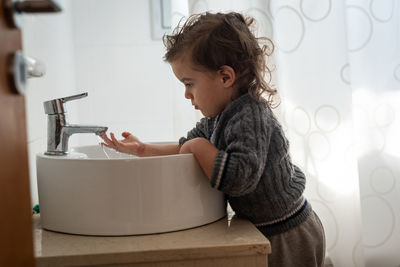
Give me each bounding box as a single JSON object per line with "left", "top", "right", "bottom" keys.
{"left": 266, "top": 211, "right": 326, "bottom": 267}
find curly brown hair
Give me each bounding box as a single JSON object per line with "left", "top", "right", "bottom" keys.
{"left": 163, "top": 12, "right": 277, "bottom": 106}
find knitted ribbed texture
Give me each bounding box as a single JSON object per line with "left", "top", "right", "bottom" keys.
{"left": 179, "top": 93, "right": 310, "bottom": 236}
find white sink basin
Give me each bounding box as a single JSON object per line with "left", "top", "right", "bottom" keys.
{"left": 36, "top": 145, "right": 226, "bottom": 236}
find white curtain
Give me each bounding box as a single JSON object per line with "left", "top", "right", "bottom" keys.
{"left": 170, "top": 1, "right": 400, "bottom": 266}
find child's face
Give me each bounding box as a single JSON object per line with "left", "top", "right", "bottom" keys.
{"left": 171, "top": 54, "right": 236, "bottom": 118}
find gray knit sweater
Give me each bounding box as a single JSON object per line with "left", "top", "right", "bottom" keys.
{"left": 179, "top": 93, "right": 311, "bottom": 236}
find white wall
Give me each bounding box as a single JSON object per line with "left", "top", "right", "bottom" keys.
{"left": 23, "top": 0, "right": 77, "bottom": 205}
{"left": 70, "top": 0, "right": 176, "bottom": 147}
{"left": 24, "top": 0, "right": 179, "bottom": 205}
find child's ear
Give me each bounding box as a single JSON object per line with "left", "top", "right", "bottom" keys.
{"left": 218, "top": 65, "right": 236, "bottom": 88}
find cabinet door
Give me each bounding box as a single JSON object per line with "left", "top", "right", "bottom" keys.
{"left": 0, "top": 1, "right": 35, "bottom": 266}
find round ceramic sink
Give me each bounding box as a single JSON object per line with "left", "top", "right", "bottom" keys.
{"left": 36, "top": 145, "right": 226, "bottom": 236}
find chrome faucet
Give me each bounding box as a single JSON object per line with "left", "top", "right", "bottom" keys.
{"left": 43, "top": 92, "right": 108, "bottom": 155}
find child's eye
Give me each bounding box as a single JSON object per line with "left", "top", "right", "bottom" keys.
{"left": 185, "top": 83, "right": 193, "bottom": 88}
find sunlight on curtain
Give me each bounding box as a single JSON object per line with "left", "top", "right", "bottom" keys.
{"left": 271, "top": 1, "right": 364, "bottom": 265}
{"left": 171, "top": 1, "right": 400, "bottom": 266}
{"left": 348, "top": 1, "right": 400, "bottom": 265}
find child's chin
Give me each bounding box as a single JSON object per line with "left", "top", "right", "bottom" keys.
{"left": 201, "top": 111, "right": 216, "bottom": 118}
{"left": 199, "top": 110, "right": 208, "bottom": 116}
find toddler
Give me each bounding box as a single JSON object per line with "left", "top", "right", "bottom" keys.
{"left": 101, "top": 12, "right": 325, "bottom": 267}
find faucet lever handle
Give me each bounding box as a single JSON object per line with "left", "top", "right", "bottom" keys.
{"left": 62, "top": 92, "right": 88, "bottom": 103}
{"left": 44, "top": 92, "right": 88, "bottom": 114}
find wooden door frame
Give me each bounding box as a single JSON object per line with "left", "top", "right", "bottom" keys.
{"left": 0, "top": 0, "right": 35, "bottom": 266}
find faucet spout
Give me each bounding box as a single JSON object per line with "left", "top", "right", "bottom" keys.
{"left": 63, "top": 125, "right": 108, "bottom": 136}
{"left": 45, "top": 124, "right": 108, "bottom": 156}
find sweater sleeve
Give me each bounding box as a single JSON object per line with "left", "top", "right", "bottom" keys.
{"left": 179, "top": 117, "right": 210, "bottom": 146}
{"left": 210, "top": 105, "right": 273, "bottom": 197}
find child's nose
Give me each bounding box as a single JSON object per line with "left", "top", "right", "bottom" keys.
{"left": 184, "top": 89, "right": 193, "bottom": 100}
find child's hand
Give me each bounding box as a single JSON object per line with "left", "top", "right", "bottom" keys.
{"left": 100, "top": 132, "right": 145, "bottom": 156}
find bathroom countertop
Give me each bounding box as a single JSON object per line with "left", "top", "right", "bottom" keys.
{"left": 33, "top": 214, "right": 271, "bottom": 267}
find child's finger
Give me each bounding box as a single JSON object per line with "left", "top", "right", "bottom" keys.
{"left": 122, "top": 132, "right": 131, "bottom": 138}
{"left": 101, "top": 138, "right": 112, "bottom": 147}
{"left": 101, "top": 133, "right": 112, "bottom": 143}
{"left": 101, "top": 137, "right": 115, "bottom": 148}
{"left": 100, "top": 142, "right": 111, "bottom": 148}
{"left": 110, "top": 132, "right": 121, "bottom": 146}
